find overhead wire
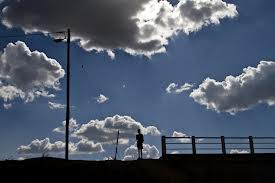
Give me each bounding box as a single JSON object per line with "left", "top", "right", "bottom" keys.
{"left": 0, "top": 31, "right": 66, "bottom": 39}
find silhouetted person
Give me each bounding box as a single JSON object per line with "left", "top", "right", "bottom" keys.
{"left": 136, "top": 129, "right": 144, "bottom": 160}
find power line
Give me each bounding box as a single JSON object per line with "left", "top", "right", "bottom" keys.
{"left": 0, "top": 31, "right": 66, "bottom": 39}
{"left": 0, "top": 33, "right": 42, "bottom": 39}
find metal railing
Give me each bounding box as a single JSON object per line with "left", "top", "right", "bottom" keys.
{"left": 161, "top": 136, "right": 275, "bottom": 158}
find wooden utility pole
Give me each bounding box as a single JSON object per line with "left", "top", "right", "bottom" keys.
{"left": 65, "top": 29, "right": 71, "bottom": 160}
{"left": 114, "top": 130, "right": 120, "bottom": 160}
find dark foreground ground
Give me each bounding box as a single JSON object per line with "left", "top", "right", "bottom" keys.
{"left": 1, "top": 154, "right": 275, "bottom": 182}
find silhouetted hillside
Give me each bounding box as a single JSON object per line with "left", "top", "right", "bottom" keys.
{"left": 1, "top": 154, "right": 275, "bottom": 182}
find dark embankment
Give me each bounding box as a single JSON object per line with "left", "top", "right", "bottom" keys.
{"left": 1, "top": 154, "right": 275, "bottom": 182}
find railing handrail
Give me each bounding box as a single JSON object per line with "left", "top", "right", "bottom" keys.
{"left": 165, "top": 136, "right": 275, "bottom": 139}
{"left": 161, "top": 136, "right": 275, "bottom": 158}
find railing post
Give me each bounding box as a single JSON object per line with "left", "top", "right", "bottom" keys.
{"left": 192, "top": 136, "right": 196, "bottom": 155}
{"left": 249, "top": 136, "right": 254, "bottom": 154}
{"left": 161, "top": 136, "right": 167, "bottom": 159}
{"left": 221, "top": 136, "right": 226, "bottom": 155}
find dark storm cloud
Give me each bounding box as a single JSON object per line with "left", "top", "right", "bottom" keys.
{"left": 1, "top": 0, "right": 237, "bottom": 57}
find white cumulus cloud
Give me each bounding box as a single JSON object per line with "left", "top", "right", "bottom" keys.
{"left": 74, "top": 115, "right": 161, "bottom": 145}
{"left": 48, "top": 101, "right": 66, "bottom": 110}
{"left": 3, "top": 103, "right": 12, "bottom": 109}
{"left": 230, "top": 149, "right": 249, "bottom": 154}
{"left": 123, "top": 143, "right": 160, "bottom": 160}
{"left": 172, "top": 131, "right": 190, "bottom": 143}
{"left": 17, "top": 138, "right": 103, "bottom": 155}
{"left": 1, "top": 0, "right": 237, "bottom": 57}
{"left": 53, "top": 118, "right": 79, "bottom": 134}
{"left": 75, "top": 139, "right": 104, "bottom": 154}
{"left": 190, "top": 61, "right": 275, "bottom": 114}
{"left": 166, "top": 82, "right": 194, "bottom": 94}
{"left": 103, "top": 156, "right": 114, "bottom": 161}
{"left": 95, "top": 94, "right": 109, "bottom": 104}
{"left": 0, "top": 41, "right": 65, "bottom": 103}
{"left": 17, "top": 138, "right": 69, "bottom": 154}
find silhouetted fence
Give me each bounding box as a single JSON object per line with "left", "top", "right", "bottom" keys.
{"left": 161, "top": 136, "right": 275, "bottom": 158}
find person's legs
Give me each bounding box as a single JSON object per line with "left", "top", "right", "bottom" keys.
{"left": 137, "top": 144, "right": 141, "bottom": 159}
{"left": 137, "top": 147, "right": 140, "bottom": 159}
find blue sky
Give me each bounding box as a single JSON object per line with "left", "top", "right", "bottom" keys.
{"left": 0, "top": 0, "right": 275, "bottom": 160}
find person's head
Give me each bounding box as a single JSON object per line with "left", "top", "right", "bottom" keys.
{"left": 137, "top": 129, "right": 141, "bottom": 134}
